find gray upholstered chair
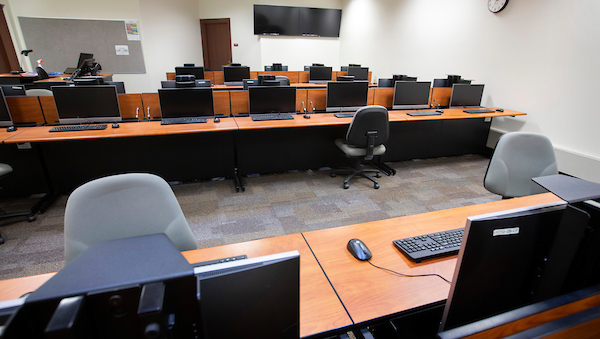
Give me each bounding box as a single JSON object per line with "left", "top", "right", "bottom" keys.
{"left": 331, "top": 105, "right": 389, "bottom": 189}
{"left": 275, "top": 76, "right": 290, "bottom": 86}
{"left": 64, "top": 173, "right": 197, "bottom": 263}
{"left": 25, "top": 89, "right": 53, "bottom": 96}
{"left": 484, "top": 132, "right": 558, "bottom": 199}
{"left": 0, "top": 163, "right": 36, "bottom": 244}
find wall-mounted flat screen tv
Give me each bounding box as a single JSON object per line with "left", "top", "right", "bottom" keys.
{"left": 254, "top": 5, "right": 299, "bottom": 36}
{"left": 299, "top": 7, "right": 342, "bottom": 37}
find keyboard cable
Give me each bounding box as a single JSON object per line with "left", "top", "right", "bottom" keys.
{"left": 367, "top": 260, "right": 452, "bottom": 284}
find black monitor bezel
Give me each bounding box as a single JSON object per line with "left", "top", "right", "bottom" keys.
{"left": 309, "top": 66, "right": 332, "bottom": 81}
{"left": 52, "top": 85, "right": 122, "bottom": 124}
{"left": 175, "top": 66, "right": 205, "bottom": 80}
{"left": 347, "top": 67, "right": 369, "bottom": 81}
{"left": 248, "top": 86, "right": 297, "bottom": 114}
{"left": 392, "top": 81, "right": 432, "bottom": 110}
{"left": 0, "top": 89, "right": 14, "bottom": 127}
{"left": 158, "top": 87, "right": 215, "bottom": 119}
{"left": 449, "top": 84, "right": 485, "bottom": 108}
{"left": 326, "top": 81, "right": 369, "bottom": 112}
{"left": 223, "top": 66, "right": 251, "bottom": 83}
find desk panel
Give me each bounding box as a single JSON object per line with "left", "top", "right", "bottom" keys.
{"left": 39, "top": 96, "right": 58, "bottom": 123}
{"left": 117, "top": 93, "right": 143, "bottom": 119}
{"left": 302, "top": 193, "right": 563, "bottom": 325}
{"left": 6, "top": 96, "right": 45, "bottom": 125}
{"left": 183, "top": 233, "right": 352, "bottom": 338}
{"left": 141, "top": 93, "right": 161, "bottom": 119}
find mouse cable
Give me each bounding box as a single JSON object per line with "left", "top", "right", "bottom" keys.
{"left": 367, "top": 260, "right": 451, "bottom": 284}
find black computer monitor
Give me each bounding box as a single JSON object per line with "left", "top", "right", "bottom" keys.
{"left": 52, "top": 86, "right": 122, "bottom": 124}
{"left": 449, "top": 84, "right": 485, "bottom": 108}
{"left": 194, "top": 251, "right": 300, "bottom": 338}
{"left": 175, "top": 66, "right": 205, "bottom": 80}
{"left": 223, "top": 66, "right": 251, "bottom": 85}
{"left": 104, "top": 81, "right": 126, "bottom": 94}
{"left": 309, "top": 66, "right": 332, "bottom": 83}
{"left": 392, "top": 81, "right": 431, "bottom": 110}
{"left": 248, "top": 86, "right": 297, "bottom": 114}
{"left": 347, "top": 66, "right": 369, "bottom": 81}
{"left": 439, "top": 200, "right": 592, "bottom": 331}
{"left": 158, "top": 88, "right": 214, "bottom": 118}
{"left": 0, "top": 90, "right": 14, "bottom": 127}
{"left": 77, "top": 53, "right": 93, "bottom": 69}
{"left": 1, "top": 85, "right": 26, "bottom": 96}
{"left": 326, "top": 81, "right": 369, "bottom": 112}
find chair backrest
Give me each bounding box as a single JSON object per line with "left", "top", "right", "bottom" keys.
{"left": 275, "top": 76, "right": 290, "bottom": 86}
{"left": 0, "top": 163, "right": 13, "bottom": 177}
{"left": 36, "top": 67, "right": 49, "bottom": 80}
{"left": 64, "top": 173, "right": 197, "bottom": 264}
{"left": 346, "top": 105, "right": 389, "bottom": 148}
{"left": 25, "top": 89, "right": 53, "bottom": 97}
{"left": 484, "top": 132, "right": 558, "bottom": 198}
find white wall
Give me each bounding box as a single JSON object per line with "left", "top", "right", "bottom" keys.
{"left": 198, "top": 0, "right": 342, "bottom": 71}
{"left": 4, "top": 0, "right": 203, "bottom": 93}
{"left": 340, "top": 0, "right": 600, "bottom": 182}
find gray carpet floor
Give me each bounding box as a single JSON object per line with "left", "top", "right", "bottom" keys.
{"left": 0, "top": 154, "right": 500, "bottom": 281}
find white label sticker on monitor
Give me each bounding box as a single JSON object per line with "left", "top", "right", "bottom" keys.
{"left": 493, "top": 227, "right": 520, "bottom": 236}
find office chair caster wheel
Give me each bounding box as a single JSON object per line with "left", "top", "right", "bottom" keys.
{"left": 0, "top": 236, "right": 4, "bottom": 245}
{"left": 27, "top": 215, "right": 36, "bottom": 222}
{"left": 374, "top": 183, "right": 380, "bottom": 189}
{"left": 375, "top": 172, "right": 381, "bottom": 178}
{"left": 331, "top": 173, "right": 336, "bottom": 178}
{"left": 343, "top": 183, "right": 350, "bottom": 189}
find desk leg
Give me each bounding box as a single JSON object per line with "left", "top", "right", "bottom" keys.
{"left": 233, "top": 168, "right": 245, "bottom": 192}
{"left": 31, "top": 144, "right": 57, "bottom": 214}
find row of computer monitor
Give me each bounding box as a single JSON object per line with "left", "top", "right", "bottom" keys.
{"left": 0, "top": 81, "right": 485, "bottom": 126}
{"left": 175, "top": 65, "right": 370, "bottom": 85}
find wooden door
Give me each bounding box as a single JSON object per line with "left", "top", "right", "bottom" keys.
{"left": 200, "top": 19, "right": 232, "bottom": 71}
{"left": 0, "top": 5, "right": 20, "bottom": 73}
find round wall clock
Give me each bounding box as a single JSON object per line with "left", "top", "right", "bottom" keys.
{"left": 488, "top": 0, "right": 509, "bottom": 13}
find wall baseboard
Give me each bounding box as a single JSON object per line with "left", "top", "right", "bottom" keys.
{"left": 488, "top": 128, "right": 600, "bottom": 183}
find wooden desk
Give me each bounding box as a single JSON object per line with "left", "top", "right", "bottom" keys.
{"left": 0, "top": 233, "right": 352, "bottom": 338}
{"left": 389, "top": 107, "right": 527, "bottom": 121}
{"left": 302, "top": 193, "right": 562, "bottom": 325}
{"left": 3, "top": 119, "right": 238, "bottom": 144}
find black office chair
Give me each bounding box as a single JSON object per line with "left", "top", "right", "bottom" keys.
{"left": 36, "top": 67, "right": 49, "bottom": 80}
{"left": 331, "top": 106, "right": 389, "bottom": 189}
{"left": 0, "top": 163, "right": 36, "bottom": 244}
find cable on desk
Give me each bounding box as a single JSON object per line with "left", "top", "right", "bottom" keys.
{"left": 367, "top": 260, "right": 451, "bottom": 284}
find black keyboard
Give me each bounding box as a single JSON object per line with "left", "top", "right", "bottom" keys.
{"left": 49, "top": 125, "right": 107, "bottom": 132}
{"left": 393, "top": 228, "right": 464, "bottom": 262}
{"left": 251, "top": 114, "right": 294, "bottom": 121}
{"left": 463, "top": 109, "right": 495, "bottom": 114}
{"left": 334, "top": 113, "right": 355, "bottom": 118}
{"left": 407, "top": 111, "right": 442, "bottom": 116}
{"left": 191, "top": 255, "right": 247, "bottom": 268}
{"left": 161, "top": 118, "right": 207, "bottom": 125}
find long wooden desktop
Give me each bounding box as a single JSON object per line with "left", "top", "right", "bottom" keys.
{"left": 0, "top": 193, "right": 563, "bottom": 338}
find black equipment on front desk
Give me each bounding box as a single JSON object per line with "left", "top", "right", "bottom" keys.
{"left": 0, "top": 234, "right": 300, "bottom": 338}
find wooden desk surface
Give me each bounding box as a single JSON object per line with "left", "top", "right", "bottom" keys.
{"left": 389, "top": 107, "right": 527, "bottom": 121}
{"left": 2, "top": 119, "right": 238, "bottom": 144}
{"left": 0, "top": 127, "right": 32, "bottom": 143}
{"left": 0, "top": 233, "right": 352, "bottom": 338}
{"left": 302, "top": 193, "right": 562, "bottom": 324}
{"left": 0, "top": 73, "right": 38, "bottom": 78}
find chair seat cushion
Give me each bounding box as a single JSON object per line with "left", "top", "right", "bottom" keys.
{"left": 335, "top": 138, "right": 386, "bottom": 157}
{"left": 0, "top": 163, "right": 13, "bottom": 177}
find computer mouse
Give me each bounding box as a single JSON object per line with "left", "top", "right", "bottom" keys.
{"left": 6, "top": 126, "right": 16, "bottom": 132}
{"left": 496, "top": 108, "right": 504, "bottom": 112}
{"left": 436, "top": 109, "right": 444, "bottom": 113}
{"left": 214, "top": 117, "right": 220, "bottom": 123}
{"left": 111, "top": 123, "right": 119, "bottom": 128}
{"left": 304, "top": 114, "right": 310, "bottom": 119}
{"left": 347, "top": 238, "right": 372, "bottom": 261}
